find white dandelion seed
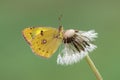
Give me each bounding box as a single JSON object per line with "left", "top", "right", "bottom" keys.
{"left": 57, "top": 29, "right": 98, "bottom": 65}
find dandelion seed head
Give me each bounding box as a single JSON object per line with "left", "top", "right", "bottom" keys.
{"left": 57, "top": 30, "right": 98, "bottom": 65}
{"left": 63, "top": 29, "right": 75, "bottom": 39}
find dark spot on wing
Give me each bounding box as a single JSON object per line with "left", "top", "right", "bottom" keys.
{"left": 46, "top": 51, "right": 48, "bottom": 53}
{"left": 40, "top": 30, "right": 44, "bottom": 36}
{"left": 39, "top": 48, "right": 41, "bottom": 50}
{"left": 30, "top": 32, "right": 32, "bottom": 35}
{"left": 41, "top": 39, "right": 47, "bottom": 44}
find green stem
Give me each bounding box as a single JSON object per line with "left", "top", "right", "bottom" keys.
{"left": 86, "top": 55, "right": 103, "bottom": 80}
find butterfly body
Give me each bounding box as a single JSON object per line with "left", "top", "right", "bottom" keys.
{"left": 22, "top": 26, "right": 63, "bottom": 58}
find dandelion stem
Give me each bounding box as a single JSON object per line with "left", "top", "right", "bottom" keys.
{"left": 85, "top": 55, "right": 103, "bottom": 80}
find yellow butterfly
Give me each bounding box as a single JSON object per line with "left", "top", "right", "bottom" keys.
{"left": 22, "top": 26, "right": 63, "bottom": 58}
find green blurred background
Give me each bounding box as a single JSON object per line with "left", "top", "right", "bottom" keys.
{"left": 0, "top": 0, "right": 120, "bottom": 80}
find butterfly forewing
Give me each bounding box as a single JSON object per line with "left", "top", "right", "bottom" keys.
{"left": 22, "top": 27, "right": 57, "bottom": 44}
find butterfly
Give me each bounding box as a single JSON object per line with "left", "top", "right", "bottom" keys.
{"left": 22, "top": 26, "right": 63, "bottom": 58}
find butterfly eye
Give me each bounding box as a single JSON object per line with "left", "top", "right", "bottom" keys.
{"left": 29, "top": 32, "right": 34, "bottom": 38}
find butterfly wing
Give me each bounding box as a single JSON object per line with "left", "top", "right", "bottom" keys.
{"left": 22, "top": 27, "right": 57, "bottom": 44}
{"left": 22, "top": 27, "right": 63, "bottom": 58}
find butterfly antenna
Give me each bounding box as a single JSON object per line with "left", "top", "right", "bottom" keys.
{"left": 58, "top": 14, "right": 63, "bottom": 27}
{"left": 58, "top": 14, "right": 63, "bottom": 32}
